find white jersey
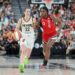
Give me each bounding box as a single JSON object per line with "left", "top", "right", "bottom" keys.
{"left": 20, "top": 17, "right": 35, "bottom": 49}
{"left": 21, "top": 17, "right": 34, "bottom": 35}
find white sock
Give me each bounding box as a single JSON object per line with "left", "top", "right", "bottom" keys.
{"left": 24, "top": 56, "right": 27, "bottom": 59}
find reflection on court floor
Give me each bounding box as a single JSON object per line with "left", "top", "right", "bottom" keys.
{"left": 0, "top": 56, "right": 75, "bottom": 75}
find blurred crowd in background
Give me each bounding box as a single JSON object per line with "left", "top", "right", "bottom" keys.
{"left": 0, "top": 0, "right": 75, "bottom": 56}
{"left": 0, "top": 0, "right": 19, "bottom": 55}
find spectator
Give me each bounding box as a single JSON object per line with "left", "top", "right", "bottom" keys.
{"left": 58, "top": 5, "right": 64, "bottom": 16}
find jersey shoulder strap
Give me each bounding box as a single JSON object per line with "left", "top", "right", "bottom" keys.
{"left": 20, "top": 17, "right": 23, "bottom": 31}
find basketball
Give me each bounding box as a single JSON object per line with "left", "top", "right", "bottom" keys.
{"left": 13, "top": 30, "right": 22, "bottom": 41}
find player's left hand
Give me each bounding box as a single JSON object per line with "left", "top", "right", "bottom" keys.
{"left": 22, "top": 39, "right": 25, "bottom": 42}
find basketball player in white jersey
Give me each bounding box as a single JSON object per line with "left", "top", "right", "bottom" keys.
{"left": 16, "top": 8, "right": 36, "bottom": 72}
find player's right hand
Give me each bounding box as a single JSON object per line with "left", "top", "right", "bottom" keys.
{"left": 22, "top": 39, "right": 25, "bottom": 42}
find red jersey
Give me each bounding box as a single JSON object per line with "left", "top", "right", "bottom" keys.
{"left": 41, "top": 15, "right": 57, "bottom": 43}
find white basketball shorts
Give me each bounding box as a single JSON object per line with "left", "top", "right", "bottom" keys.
{"left": 19, "top": 32, "right": 35, "bottom": 50}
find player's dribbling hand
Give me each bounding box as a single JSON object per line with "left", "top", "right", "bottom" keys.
{"left": 22, "top": 39, "right": 25, "bottom": 42}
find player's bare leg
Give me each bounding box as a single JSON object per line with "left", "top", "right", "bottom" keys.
{"left": 45, "top": 39, "right": 55, "bottom": 64}
{"left": 24, "top": 48, "right": 32, "bottom": 64}
{"left": 41, "top": 39, "right": 55, "bottom": 69}
{"left": 26, "top": 48, "right": 32, "bottom": 58}
{"left": 43, "top": 43, "right": 47, "bottom": 56}
{"left": 19, "top": 45, "right": 32, "bottom": 72}
{"left": 19, "top": 44, "right": 26, "bottom": 72}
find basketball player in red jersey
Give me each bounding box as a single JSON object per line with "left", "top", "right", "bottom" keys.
{"left": 36, "top": 7, "right": 62, "bottom": 69}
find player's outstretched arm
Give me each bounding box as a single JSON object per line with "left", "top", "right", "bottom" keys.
{"left": 15, "top": 18, "right": 22, "bottom": 31}
{"left": 50, "top": 15, "right": 62, "bottom": 37}
{"left": 50, "top": 15, "right": 62, "bottom": 31}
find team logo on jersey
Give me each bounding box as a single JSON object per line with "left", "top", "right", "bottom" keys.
{"left": 42, "top": 22, "right": 45, "bottom": 26}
